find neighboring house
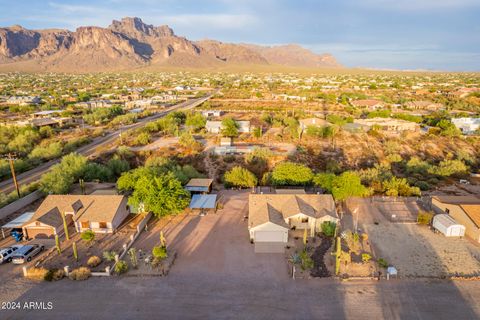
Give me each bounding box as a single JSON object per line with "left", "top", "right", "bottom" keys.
{"left": 30, "top": 118, "right": 60, "bottom": 128}
{"left": 202, "top": 110, "right": 223, "bottom": 118}
{"left": 354, "top": 118, "right": 419, "bottom": 133}
{"left": 23, "top": 195, "right": 130, "bottom": 239}
{"left": 350, "top": 99, "right": 384, "bottom": 111}
{"left": 185, "top": 178, "right": 213, "bottom": 194}
{"left": 248, "top": 194, "right": 339, "bottom": 253}
{"left": 299, "top": 118, "right": 330, "bottom": 132}
{"left": 431, "top": 196, "right": 480, "bottom": 243}
{"left": 205, "top": 120, "right": 251, "bottom": 134}
{"left": 451, "top": 118, "right": 480, "bottom": 135}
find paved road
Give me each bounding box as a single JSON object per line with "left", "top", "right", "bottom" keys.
{"left": 0, "top": 94, "right": 214, "bottom": 195}
{"left": 0, "top": 276, "right": 478, "bottom": 319}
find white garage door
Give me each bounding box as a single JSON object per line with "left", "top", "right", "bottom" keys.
{"left": 255, "top": 242, "right": 285, "bottom": 253}
{"left": 254, "top": 230, "right": 286, "bottom": 253}
{"left": 254, "top": 231, "right": 285, "bottom": 242}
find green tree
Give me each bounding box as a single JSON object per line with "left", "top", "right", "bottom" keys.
{"left": 315, "top": 171, "right": 370, "bottom": 201}
{"left": 271, "top": 162, "right": 313, "bottom": 186}
{"left": 134, "top": 132, "right": 151, "bottom": 146}
{"left": 221, "top": 117, "right": 239, "bottom": 137}
{"left": 123, "top": 172, "right": 190, "bottom": 217}
{"left": 382, "top": 177, "right": 421, "bottom": 197}
{"left": 224, "top": 166, "right": 258, "bottom": 188}
{"left": 185, "top": 112, "right": 207, "bottom": 132}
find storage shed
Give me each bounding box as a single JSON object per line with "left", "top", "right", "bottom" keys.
{"left": 432, "top": 214, "right": 466, "bottom": 237}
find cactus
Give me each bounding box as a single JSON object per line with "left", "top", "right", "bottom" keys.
{"left": 79, "top": 179, "right": 85, "bottom": 195}
{"left": 61, "top": 212, "right": 69, "bottom": 241}
{"left": 73, "top": 242, "right": 78, "bottom": 261}
{"left": 55, "top": 235, "right": 61, "bottom": 254}
{"left": 335, "top": 236, "right": 341, "bottom": 275}
{"left": 128, "top": 248, "right": 138, "bottom": 269}
{"left": 159, "top": 231, "right": 167, "bottom": 248}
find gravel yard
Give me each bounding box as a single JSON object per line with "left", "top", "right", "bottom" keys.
{"left": 364, "top": 223, "right": 480, "bottom": 277}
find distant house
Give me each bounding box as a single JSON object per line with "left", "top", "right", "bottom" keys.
{"left": 351, "top": 99, "right": 384, "bottom": 111}
{"left": 299, "top": 118, "right": 330, "bottom": 132}
{"left": 7, "top": 96, "right": 41, "bottom": 106}
{"left": 248, "top": 194, "right": 339, "bottom": 253}
{"left": 202, "top": 110, "right": 223, "bottom": 118}
{"left": 32, "top": 110, "right": 63, "bottom": 118}
{"left": 342, "top": 122, "right": 370, "bottom": 133}
{"left": 431, "top": 196, "right": 480, "bottom": 243}
{"left": 75, "top": 100, "right": 112, "bottom": 109}
{"left": 174, "top": 85, "right": 192, "bottom": 91}
{"left": 404, "top": 101, "right": 443, "bottom": 111}
{"left": 354, "top": 118, "right": 419, "bottom": 133}
{"left": 22, "top": 195, "right": 130, "bottom": 239}
{"left": 205, "top": 120, "right": 250, "bottom": 134}
{"left": 451, "top": 118, "right": 480, "bottom": 135}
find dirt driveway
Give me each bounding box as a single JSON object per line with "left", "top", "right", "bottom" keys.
{"left": 134, "top": 189, "right": 289, "bottom": 281}
{"left": 346, "top": 198, "right": 480, "bottom": 277}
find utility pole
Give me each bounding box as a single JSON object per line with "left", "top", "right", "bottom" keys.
{"left": 5, "top": 153, "right": 20, "bottom": 198}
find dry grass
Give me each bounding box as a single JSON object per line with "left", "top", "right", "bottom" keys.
{"left": 25, "top": 267, "right": 49, "bottom": 281}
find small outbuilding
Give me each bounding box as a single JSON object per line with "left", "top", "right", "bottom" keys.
{"left": 185, "top": 178, "right": 213, "bottom": 194}
{"left": 432, "top": 214, "right": 466, "bottom": 237}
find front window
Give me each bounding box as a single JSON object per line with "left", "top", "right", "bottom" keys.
{"left": 81, "top": 221, "right": 89, "bottom": 229}
{"left": 301, "top": 217, "right": 309, "bottom": 223}
{"left": 99, "top": 222, "right": 107, "bottom": 229}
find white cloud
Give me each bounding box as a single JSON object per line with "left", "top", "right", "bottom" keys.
{"left": 162, "top": 14, "right": 258, "bottom": 29}
{"left": 359, "top": 0, "right": 480, "bottom": 11}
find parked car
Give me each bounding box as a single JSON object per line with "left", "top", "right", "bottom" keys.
{"left": 11, "top": 244, "right": 44, "bottom": 264}
{"left": 0, "top": 245, "right": 22, "bottom": 264}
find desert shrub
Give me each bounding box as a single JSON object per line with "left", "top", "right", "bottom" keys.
{"left": 114, "top": 260, "right": 128, "bottom": 274}
{"left": 103, "top": 250, "right": 117, "bottom": 262}
{"left": 362, "top": 253, "right": 372, "bottom": 263}
{"left": 321, "top": 221, "right": 336, "bottom": 237}
{"left": 52, "top": 269, "right": 65, "bottom": 281}
{"left": 44, "top": 269, "right": 65, "bottom": 281}
{"left": 377, "top": 258, "right": 388, "bottom": 269}
{"left": 81, "top": 230, "right": 95, "bottom": 242}
{"left": 26, "top": 267, "right": 49, "bottom": 281}
{"left": 87, "top": 255, "right": 102, "bottom": 268}
{"left": 414, "top": 180, "right": 430, "bottom": 191}
{"left": 68, "top": 267, "right": 91, "bottom": 280}
{"left": 152, "top": 246, "right": 168, "bottom": 260}
{"left": 417, "top": 211, "right": 434, "bottom": 225}
{"left": 299, "top": 250, "right": 314, "bottom": 270}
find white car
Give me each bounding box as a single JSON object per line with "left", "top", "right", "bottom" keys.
{"left": 0, "top": 245, "right": 22, "bottom": 264}
{"left": 11, "top": 244, "right": 44, "bottom": 264}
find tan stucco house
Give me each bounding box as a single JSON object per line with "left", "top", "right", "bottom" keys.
{"left": 431, "top": 196, "right": 480, "bottom": 243}
{"left": 23, "top": 195, "right": 130, "bottom": 239}
{"left": 248, "top": 194, "right": 339, "bottom": 253}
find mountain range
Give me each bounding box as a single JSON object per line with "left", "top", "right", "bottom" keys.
{"left": 0, "top": 17, "right": 341, "bottom": 72}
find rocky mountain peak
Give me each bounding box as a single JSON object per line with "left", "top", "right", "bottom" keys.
{"left": 109, "top": 17, "right": 174, "bottom": 38}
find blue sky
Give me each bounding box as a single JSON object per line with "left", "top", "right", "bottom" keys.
{"left": 0, "top": 0, "right": 479, "bottom": 71}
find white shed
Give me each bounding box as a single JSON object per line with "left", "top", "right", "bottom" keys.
{"left": 432, "top": 214, "right": 466, "bottom": 237}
